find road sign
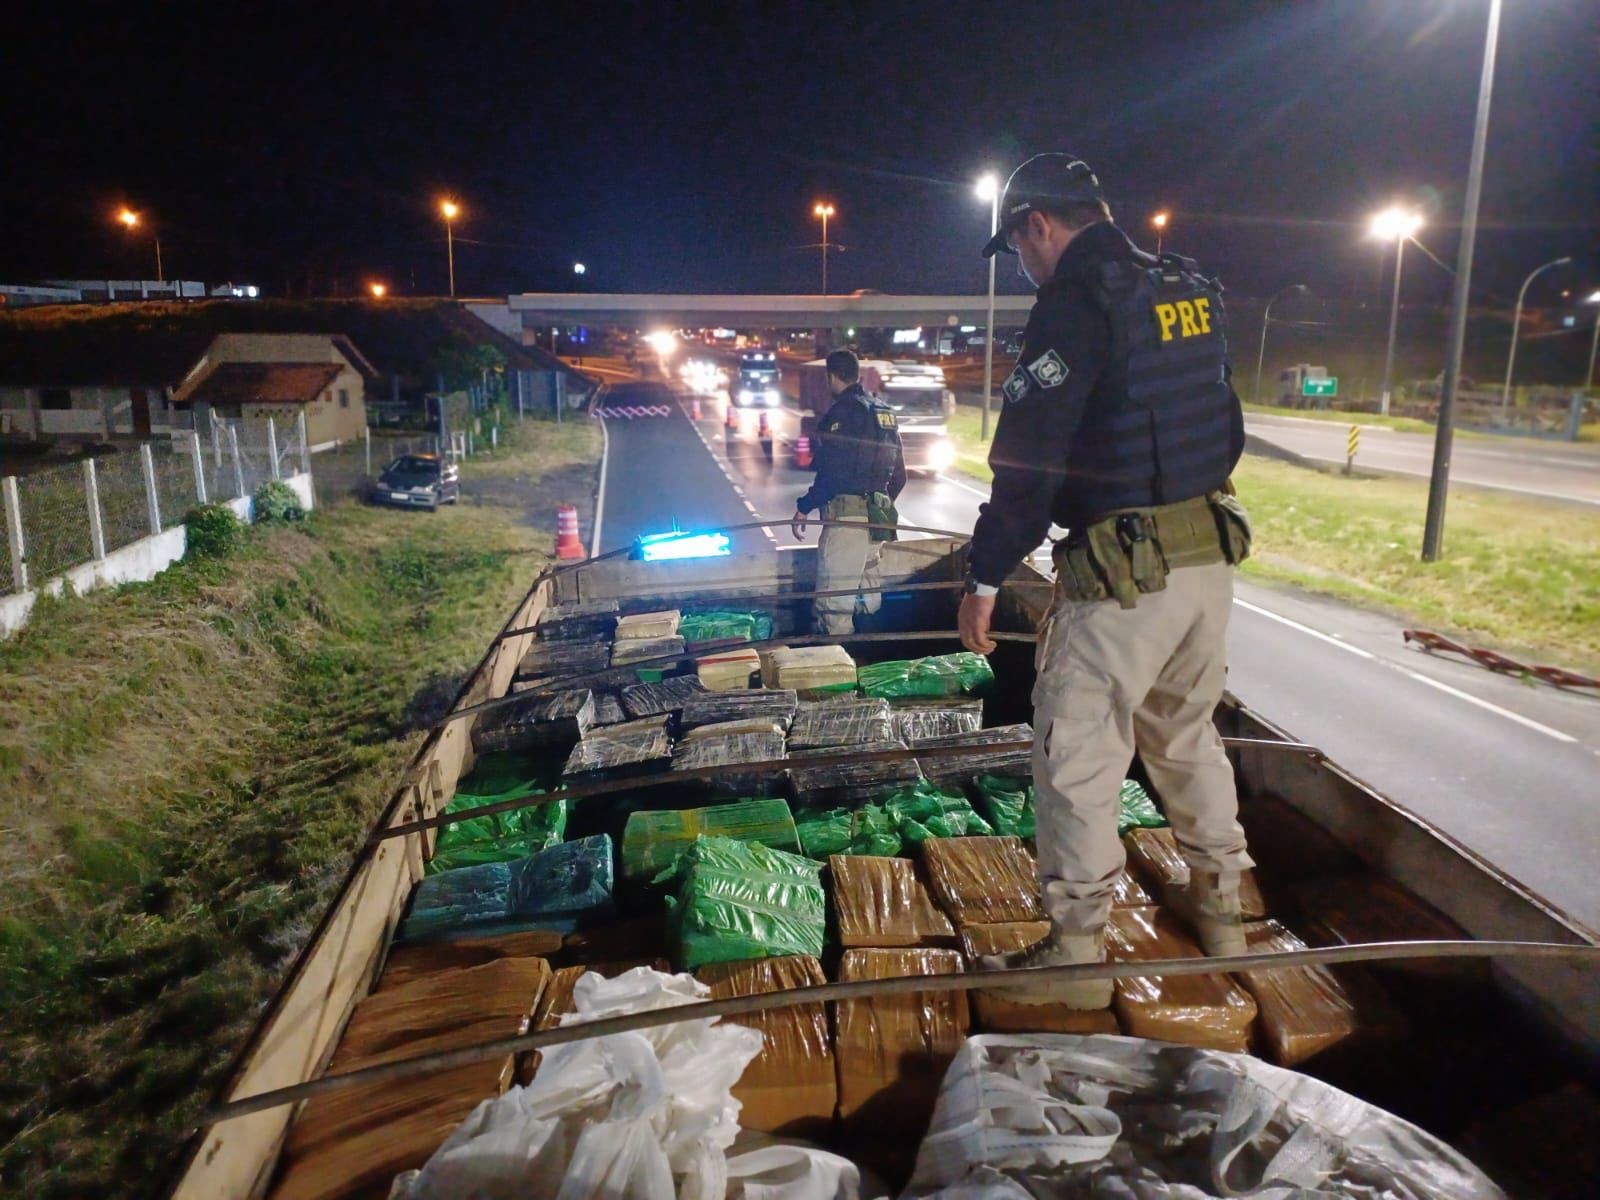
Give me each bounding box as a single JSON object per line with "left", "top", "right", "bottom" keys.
{"left": 1303, "top": 377, "right": 1338, "bottom": 397}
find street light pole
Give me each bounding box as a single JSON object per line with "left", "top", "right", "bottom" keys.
{"left": 1152, "top": 211, "right": 1169, "bottom": 257}
{"left": 1423, "top": 0, "right": 1501, "bottom": 563}
{"left": 439, "top": 199, "right": 460, "bottom": 298}
{"left": 1500, "top": 255, "right": 1573, "bottom": 417}
{"left": 1368, "top": 207, "right": 1423, "bottom": 417}
{"left": 1586, "top": 292, "right": 1600, "bottom": 392}
{"left": 813, "top": 203, "right": 835, "bottom": 295}
{"left": 976, "top": 174, "right": 1000, "bottom": 442}
{"left": 1254, "top": 285, "right": 1307, "bottom": 405}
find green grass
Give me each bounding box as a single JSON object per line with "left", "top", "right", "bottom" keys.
{"left": 1241, "top": 401, "right": 1446, "bottom": 436}
{"left": 944, "top": 414, "right": 1600, "bottom": 665}
{"left": 0, "top": 417, "right": 599, "bottom": 1199}
{"left": 945, "top": 405, "right": 995, "bottom": 483}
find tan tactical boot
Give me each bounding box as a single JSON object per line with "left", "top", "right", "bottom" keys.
{"left": 978, "top": 928, "right": 1114, "bottom": 1009}
{"left": 1166, "top": 870, "right": 1248, "bottom": 957}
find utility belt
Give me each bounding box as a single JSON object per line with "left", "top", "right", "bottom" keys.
{"left": 825, "top": 492, "right": 899, "bottom": 542}
{"left": 1052, "top": 491, "right": 1252, "bottom": 609}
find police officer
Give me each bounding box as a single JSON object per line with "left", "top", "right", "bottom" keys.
{"left": 957, "top": 154, "right": 1256, "bottom": 1009}
{"left": 792, "top": 349, "right": 907, "bottom": 634}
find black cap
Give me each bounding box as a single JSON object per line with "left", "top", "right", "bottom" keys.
{"left": 981, "top": 153, "right": 1104, "bottom": 258}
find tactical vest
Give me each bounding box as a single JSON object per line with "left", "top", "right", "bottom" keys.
{"left": 1087, "top": 252, "right": 1236, "bottom": 510}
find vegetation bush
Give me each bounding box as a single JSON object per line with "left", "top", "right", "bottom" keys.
{"left": 181, "top": 504, "right": 246, "bottom": 559}
{"left": 252, "top": 480, "right": 305, "bottom": 524}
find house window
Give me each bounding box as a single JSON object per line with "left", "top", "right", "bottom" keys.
{"left": 339, "top": 389, "right": 349, "bottom": 409}
{"left": 40, "top": 388, "right": 71, "bottom": 410}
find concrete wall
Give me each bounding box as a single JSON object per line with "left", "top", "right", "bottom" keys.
{"left": 0, "top": 470, "right": 314, "bottom": 639}
{"left": 0, "top": 385, "right": 176, "bottom": 438}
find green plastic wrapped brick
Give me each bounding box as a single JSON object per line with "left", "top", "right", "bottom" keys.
{"left": 427, "top": 773, "right": 568, "bottom": 875}
{"left": 665, "top": 835, "right": 826, "bottom": 969}
{"left": 794, "top": 803, "right": 903, "bottom": 859}
{"left": 1118, "top": 779, "right": 1168, "bottom": 836}
{"left": 882, "top": 780, "right": 995, "bottom": 844}
{"left": 856, "top": 652, "right": 996, "bottom": 700}
{"left": 974, "top": 774, "right": 1035, "bottom": 839}
{"left": 621, "top": 798, "right": 799, "bottom": 882}
{"left": 677, "top": 609, "right": 775, "bottom": 645}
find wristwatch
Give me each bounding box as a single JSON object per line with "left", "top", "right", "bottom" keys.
{"left": 963, "top": 576, "right": 999, "bottom": 598}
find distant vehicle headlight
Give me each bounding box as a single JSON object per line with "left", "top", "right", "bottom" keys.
{"left": 928, "top": 439, "right": 955, "bottom": 471}
{"left": 737, "top": 389, "right": 755, "bottom": 404}
{"left": 764, "top": 389, "right": 780, "bottom": 405}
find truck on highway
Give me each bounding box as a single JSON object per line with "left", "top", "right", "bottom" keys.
{"left": 169, "top": 531, "right": 1598, "bottom": 1199}
{"left": 796, "top": 357, "right": 956, "bottom": 475}
{"left": 732, "top": 348, "right": 782, "bottom": 407}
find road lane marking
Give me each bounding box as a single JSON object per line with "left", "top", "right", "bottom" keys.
{"left": 936, "top": 473, "right": 992, "bottom": 499}
{"left": 1233, "top": 598, "right": 1577, "bottom": 743}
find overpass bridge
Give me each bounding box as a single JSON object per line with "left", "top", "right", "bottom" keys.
{"left": 470, "top": 291, "right": 1036, "bottom": 340}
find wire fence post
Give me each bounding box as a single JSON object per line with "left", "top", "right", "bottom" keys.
{"left": 190, "top": 430, "right": 208, "bottom": 505}
{"left": 83, "top": 458, "right": 108, "bottom": 560}
{"left": 228, "top": 425, "right": 246, "bottom": 499}
{"left": 297, "top": 410, "right": 311, "bottom": 475}
{"left": 364, "top": 427, "right": 372, "bottom": 476}
{"left": 266, "top": 417, "right": 281, "bottom": 481}
{"left": 139, "top": 443, "right": 162, "bottom": 534}
{"left": 4, "top": 476, "right": 29, "bottom": 592}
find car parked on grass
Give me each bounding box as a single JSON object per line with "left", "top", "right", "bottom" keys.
{"left": 369, "top": 452, "right": 459, "bottom": 511}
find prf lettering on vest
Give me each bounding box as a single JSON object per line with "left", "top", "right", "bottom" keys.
{"left": 1155, "top": 296, "right": 1213, "bottom": 342}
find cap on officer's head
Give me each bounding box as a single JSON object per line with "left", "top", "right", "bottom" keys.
{"left": 981, "top": 153, "right": 1105, "bottom": 258}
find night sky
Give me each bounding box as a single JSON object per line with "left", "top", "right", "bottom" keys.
{"left": 2, "top": 0, "right": 1595, "bottom": 305}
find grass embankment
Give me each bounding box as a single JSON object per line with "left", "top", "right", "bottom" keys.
{"left": 0, "top": 417, "right": 599, "bottom": 1199}
{"left": 1243, "top": 400, "right": 1600, "bottom": 443}
{"left": 944, "top": 415, "right": 1599, "bottom": 665}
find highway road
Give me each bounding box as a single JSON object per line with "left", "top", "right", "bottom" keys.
{"left": 590, "top": 380, "right": 1600, "bottom": 932}
{"left": 1243, "top": 413, "right": 1600, "bottom": 507}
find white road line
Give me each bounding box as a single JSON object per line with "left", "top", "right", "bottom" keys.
{"left": 1233, "top": 597, "right": 1577, "bottom": 743}
{"left": 592, "top": 403, "right": 611, "bottom": 555}
{"left": 935, "top": 473, "right": 992, "bottom": 499}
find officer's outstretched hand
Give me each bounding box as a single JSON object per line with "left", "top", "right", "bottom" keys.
{"left": 791, "top": 509, "right": 808, "bottom": 541}
{"left": 959, "top": 592, "right": 997, "bottom": 655}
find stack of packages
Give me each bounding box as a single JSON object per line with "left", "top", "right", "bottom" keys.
{"left": 674, "top": 686, "right": 794, "bottom": 796}
{"left": 620, "top": 799, "right": 800, "bottom": 886}
{"left": 427, "top": 790, "right": 567, "bottom": 876}
{"left": 760, "top": 644, "right": 858, "bottom": 695}
{"left": 611, "top": 609, "right": 685, "bottom": 667}
{"left": 562, "top": 714, "right": 673, "bottom": 782}
{"left": 915, "top": 723, "right": 1033, "bottom": 786}
{"left": 513, "top": 640, "right": 609, "bottom": 690}
{"left": 664, "top": 835, "right": 826, "bottom": 969}
{"left": 694, "top": 647, "right": 761, "bottom": 690}
{"left": 618, "top": 675, "right": 705, "bottom": 719}
{"left": 855, "top": 652, "right": 995, "bottom": 700}
{"left": 677, "top": 608, "right": 773, "bottom": 646}
{"left": 1105, "top": 906, "right": 1259, "bottom": 1051}
{"left": 788, "top": 697, "right": 921, "bottom": 805}
{"left": 680, "top": 688, "right": 798, "bottom": 734}
{"left": 535, "top": 599, "right": 619, "bottom": 642}
{"left": 269, "top": 957, "right": 553, "bottom": 1200}
{"left": 471, "top": 688, "right": 595, "bottom": 755}
{"left": 399, "top": 835, "right": 615, "bottom": 944}
{"left": 890, "top": 698, "right": 984, "bottom": 745}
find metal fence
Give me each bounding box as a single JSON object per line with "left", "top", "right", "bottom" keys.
{"left": 0, "top": 415, "right": 309, "bottom": 598}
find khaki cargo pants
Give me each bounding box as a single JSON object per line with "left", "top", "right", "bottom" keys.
{"left": 812, "top": 494, "right": 882, "bottom": 635}
{"left": 1031, "top": 560, "right": 1253, "bottom": 933}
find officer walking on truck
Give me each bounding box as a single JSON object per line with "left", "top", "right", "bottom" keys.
{"left": 957, "top": 154, "right": 1257, "bottom": 1009}
{"left": 792, "top": 349, "right": 907, "bottom": 634}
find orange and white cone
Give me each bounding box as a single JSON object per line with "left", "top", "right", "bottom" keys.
{"left": 690, "top": 395, "right": 702, "bottom": 420}
{"left": 758, "top": 412, "right": 772, "bottom": 439}
{"left": 555, "top": 504, "right": 585, "bottom": 559}
{"left": 794, "top": 434, "right": 813, "bottom": 468}
{"left": 725, "top": 404, "right": 739, "bottom": 431}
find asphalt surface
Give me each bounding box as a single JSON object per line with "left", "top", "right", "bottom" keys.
{"left": 597, "top": 378, "right": 1600, "bottom": 932}
{"left": 1243, "top": 413, "right": 1600, "bottom": 507}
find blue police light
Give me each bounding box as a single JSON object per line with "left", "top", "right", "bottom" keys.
{"left": 633, "top": 529, "right": 733, "bottom": 562}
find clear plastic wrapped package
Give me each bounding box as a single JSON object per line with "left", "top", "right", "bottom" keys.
{"left": 1105, "top": 905, "right": 1258, "bottom": 1052}
{"left": 1240, "top": 919, "right": 1404, "bottom": 1067}
{"left": 589, "top": 691, "right": 627, "bottom": 726}
{"left": 514, "top": 640, "right": 610, "bottom": 685}
{"left": 471, "top": 688, "right": 595, "bottom": 754}
{"left": 695, "top": 647, "right": 762, "bottom": 690}
{"left": 795, "top": 803, "right": 903, "bottom": 859}
{"left": 922, "top": 835, "right": 1044, "bottom": 927}
{"left": 681, "top": 687, "right": 799, "bottom": 732}
{"left": 610, "top": 634, "right": 685, "bottom": 666}
{"left": 665, "top": 835, "right": 826, "bottom": 969}
{"left": 677, "top": 609, "right": 774, "bottom": 645}
{"left": 535, "top": 598, "right": 619, "bottom": 642}
{"left": 916, "top": 723, "right": 1034, "bottom": 784}
{"left": 1117, "top": 778, "right": 1168, "bottom": 835}
{"left": 856, "top": 652, "right": 995, "bottom": 700}
{"left": 834, "top": 948, "right": 969, "bottom": 1134}
{"left": 614, "top": 608, "right": 681, "bottom": 640}
{"left": 761, "top": 644, "right": 858, "bottom": 693}
{"left": 562, "top": 716, "right": 673, "bottom": 781}
{"left": 693, "top": 954, "right": 836, "bottom": 1138}
{"left": 830, "top": 854, "right": 956, "bottom": 948}
{"left": 1111, "top": 869, "right": 1152, "bottom": 908}
{"left": 621, "top": 798, "right": 800, "bottom": 882}
{"left": 619, "top": 674, "right": 706, "bottom": 719}
{"left": 427, "top": 791, "right": 568, "bottom": 875}
{"left": 672, "top": 731, "right": 788, "bottom": 796}
{"left": 680, "top": 718, "right": 788, "bottom": 741}
{"left": 971, "top": 773, "right": 1035, "bottom": 839}
{"left": 1124, "top": 826, "right": 1268, "bottom": 919}
{"left": 787, "top": 697, "right": 894, "bottom": 749}
{"left": 891, "top": 699, "right": 985, "bottom": 745}
{"left": 789, "top": 740, "right": 923, "bottom": 805}
{"left": 958, "top": 922, "right": 1122, "bottom": 1035}
{"left": 908, "top": 1034, "right": 1506, "bottom": 1200}
{"left": 399, "top": 834, "right": 615, "bottom": 944}
{"left": 881, "top": 780, "right": 995, "bottom": 844}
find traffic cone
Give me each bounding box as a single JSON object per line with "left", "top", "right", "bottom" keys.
{"left": 554, "top": 504, "right": 585, "bottom": 559}
{"left": 690, "top": 395, "right": 702, "bottom": 420}
{"left": 794, "top": 434, "right": 813, "bottom": 468}
{"left": 725, "top": 404, "right": 739, "bottom": 431}
{"left": 758, "top": 411, "right": 772, "bottom": 439}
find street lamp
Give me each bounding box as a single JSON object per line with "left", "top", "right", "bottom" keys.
{"left": 1500, "top": 255, "right": 1573, "bottom": 417}
{"left": 1585, "top": 290, "right": 1600, "bottom": 392}
{"left": 1423, "top": 0, "right": 1501, "bottom": 562}
{"left": 975, "top": 172, "right": 1000, "bottom": 441}
{"left": 812, "top": 202, "right": 835, "bottom": 295}
{"left": 115, "top": 207, "right": 163, "bottom": 283}
{"left": 1368, "top": 206, "right": 1424, "bottom": 416}
{"left": 1151, "top": 211, "right": 1170, "bottom": 256}
{"left": 368, "top": 282, "right": 387, "bottom": 298}
{"left": 1254, "top": 284, "right": 1310, "bottom": 405}
{"left": 439, "top": 198, "right": 461, "bottom": 297}
{"left": 573, "top": 262, "right": 587, "bottom": 277}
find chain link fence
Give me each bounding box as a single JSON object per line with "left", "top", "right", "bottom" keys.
{"left": 12, "top": 466, "right": 93, "bottom": 584}
{"left": 95, "top": 449, "right": 155, "bottom": 552}
{"left": 316, "top": 430, "right": 443, "bottom": 502}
